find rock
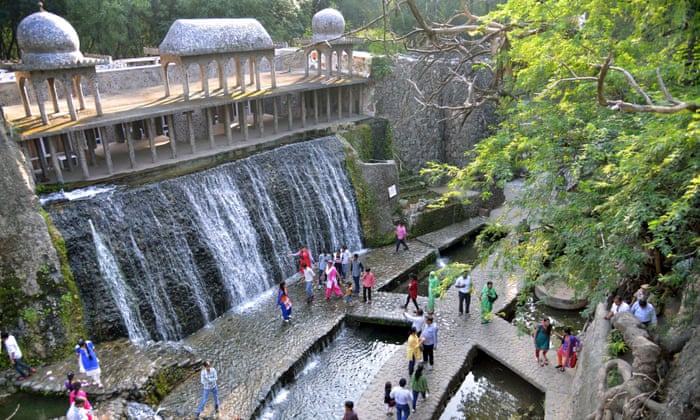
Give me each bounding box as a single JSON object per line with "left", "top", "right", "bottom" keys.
{"left": 534, "top": 274, "right": 588, "bottom": 310}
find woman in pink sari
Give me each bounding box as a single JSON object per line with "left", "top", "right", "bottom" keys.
{"left": 325, "top": 260, "right": 343, "bottom": 299}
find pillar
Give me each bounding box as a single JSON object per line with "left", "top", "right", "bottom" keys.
{"left": 18, "top": 77, "right": 32, "bottom": 117}
{"left": 257, "top": 100, "right": 264, "bottom": 137}
{"left": 254, "top": 57, "right": 262, "bottom": 90}
{"left": 239, "top": 102, "right": 248, "bottom": 140}
{"left": 338, "top": 86, "right": 342, "bottom": 120}
{"left": 182, "top": 64, "right": 191, "bottom": 100}
{"left": 69, "top": 131, "right": 90, "bottom": 178}
{"left": 206, "top": 108, "right": 216, "bottom": 149}
{"left": 166, "top": 114, "right": 177, "bottom": 158}
{"left": 287, "top": 94, "right": 293, "bottom": 131}
{"left": 47, "top": 78, "right": 60, "bottom": 113}
{"left": 83, "top": 130, "right": 97, "bottom": 166}
{"left": 272, "top": 97, "right": 279, "bottom": 134}
{"left": 98, "top": 127, "right": 113, "bottom": 174}
{"left": 269, "top": 54, "right": 277, "bottom": 88}
{"left": 125, "top": 122, "right": 137, "bottom": 168}
{"left": 301, "top": 92, "right": 307, "bottom": 128}
{"left": 63, "top": 80, "right": 78, "bottom": 121}
{"left": 186, "top": 111, "right": 196, "bottom": 153}
{"left": 326, "top": 88, "right": 331, "bottom": 122}
{"left": 223, "top": 107, "right": 233, "bottom": 146}
{"left": 314, "top": 90, "right": 319, "bottom": 125}
{"left": 46, "top": 136, "right": 64, "bottom": 184}
{"left": 146, "top": 118, "right": 158, "bottom": 163}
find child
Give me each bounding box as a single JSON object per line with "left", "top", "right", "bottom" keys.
{"left": 384, "top": 381, "right": 395, "bottom": 416}
{"left": 345, "top": 282, "right": 354, "bottom": 306}
{"left": 362, "top": 267, "right": 375, "bottom": 304}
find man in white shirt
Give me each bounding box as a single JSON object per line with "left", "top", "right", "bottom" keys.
{"left": 390, "top": 378, "right": 413, "bottom": 420}
{"left": 454, "top": 273, "right": 472, "bottom": 314}
{"left": 404, "top": 309, "right": 425, "bottom": 336}
{"left": 303, "top": 263, "right": 315, "bottom": 303}
{"left": 66, "top": 397, "right": 89, "bottom": 420}
{"left": 604, "top": 296, "right": 630, "bottom": 320}
{"left": 1, "top": 332, "right": 35, "bottom": 380}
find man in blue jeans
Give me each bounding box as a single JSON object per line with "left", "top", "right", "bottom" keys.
{"left": 195, "top": 361, "right": 219, "bottom": 418}
{"left": 390, "top": 377, "right": 413, "bottom": 420}
{"left": 2, "top": 332, "right": 35, "bottom": 381}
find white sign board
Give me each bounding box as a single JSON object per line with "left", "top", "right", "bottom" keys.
{"left": 388, "top": 184, "right": 397, "bottom": 198}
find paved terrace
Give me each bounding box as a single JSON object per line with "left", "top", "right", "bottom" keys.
{"left": 16, "top": 182, "right": 572, "bottom": 419}
{"left": 3, "top": 70, "right": 369, "bottom": 186}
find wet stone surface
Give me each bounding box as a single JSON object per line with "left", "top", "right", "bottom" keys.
{"left": 13, "top": 180, "right": 574, "bottom": 419}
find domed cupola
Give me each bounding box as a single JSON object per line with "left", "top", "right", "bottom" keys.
{"left": 17, "top": 9, "right": 84, "bottom": 68}
{"left": 312, "top": 8, "right": 345, "bottom": 43}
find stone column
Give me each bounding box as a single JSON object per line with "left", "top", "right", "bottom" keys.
{"left": 146, "top": 118, "right": 158, "bottom": 163}
{"left": 301, "top": 93, "right": 307, "bottom": 128}
{"left": 186, "top": 111, "right": 196, "bottom": 153}
{"left": 338, "top": 86, "right": 342, "bottom": 120}
{"left": 98, "top": 127, "right": 113, "bottom": 174}
{"left": 287, "top": 94, "right": 293, "bottom": 131}
{"left": 206, "top": 108, "right": 216, "bottom": 149}
{"left": 35, "top": 138, "right": 50, "bottom": 177}
{"left": 182, "top": 64, "right": 191, "bottom": 100}
{"left": 269, "top": 54, "right": 277, "bottom": 88}
{"left": 239, "top": 59, "right": 246, "bottom": 94}
{"left": 83, "top": 130, "right": 97, "bottom": 166}
{"left": 69, "top": 131, "right": 90, "bottom": 178}
{"left": 60, "top": 134, "right": 75, "bottom": 171}
{"left": 254, "top": 57, "right": 262, "bottom": 90}
{"left": 223, "top": 106, "right": 233, "bottom": 146}
{"left": 31, "top": 78, "right": 49, "bottom": 125}
{"left": 326, "top": 88, "right": 331, "bottom": 122}
{"left": 166, "top": 114, "right": 177, "bottom": 158}
{"left": 348, "top": 87, "right": 354, "bottom": 116}
{"left": 17, "top": 77, "right": 32, "bottom": 117}
{"left": 314, "top": 90, "right": 319, "bottom": 125}
{"left": 162, "top": 62, "right": 171, "bottom": 97}
{"left": 125, "top": 122, "right": 137, "bottom": 168}
{"left": 62, "top": 79, "right": 78, "bottom": 121}
{"left": 248, "top": 58, "right": 255, "bottom": 86}
{"left": 218, "top": 60, "right": 228, "bottom": 95}
{"left": 257, "top": 100, "right": 264, "bottom": 137}
{"left": 272, "top": 97, "right": 279, "bottom": 134}
{"left": 47, "top": 78, "right": 60, "bottom": 114}
{"left": 73, "top": 76, "right": 86, "bottom": 110}
{"left": 234, "top": 58, "right": 242, "bottom": 89}
{"left": 239, "top": 102, "right": 248, "bottom": 140}
{"left": 89, "top": 76, "right": 103, "bottom": 117}
{"left": 46, "top": 136, "right": 64, "bottom": 184}
{"left": 200, "top": 62, "right": 209, "bottom": 98}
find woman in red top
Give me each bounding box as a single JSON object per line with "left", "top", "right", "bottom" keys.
{"left": 288, "top": 248, "right": 313, "bottom": 274}
{"left": 403, "top": 273, "right": 420, "bottom": 311}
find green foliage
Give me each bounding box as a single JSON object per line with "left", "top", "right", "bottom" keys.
{"left": 434, "top": 262, "right": 472, "bottom": 297}
{"left": 370, "top": 55, "right": 393, "bottom": 81}
{"left": 342, "top": 124, "right": 374, "bottom": 161}
{"left": 423, "top": 0, "right": 700, "bottom": 309}
{"left": 607, "top": 365, "right": 624, "bottom": 387}
{"left": 606, "top": 329, "right": 628, "bottom": 358}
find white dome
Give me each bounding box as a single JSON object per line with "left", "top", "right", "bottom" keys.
{"left": 312, "top": 8, "right": 345, "bottom": 42}
{"left": 17, "top": 11, "right": 84, "bottom": 68}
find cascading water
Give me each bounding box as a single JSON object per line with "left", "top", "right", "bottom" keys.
{"left": 47, "top": 137, "right": 363, "bottom": 342}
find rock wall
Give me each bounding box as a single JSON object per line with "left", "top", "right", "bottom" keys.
{"left": 372, "top": 55, "right": 498, "bottom": 172}
{"left": 570, "top": 303, "right": 610, "bottom": 419}
{"left": 0, "top": 129, "right": 83, "bottom": 359}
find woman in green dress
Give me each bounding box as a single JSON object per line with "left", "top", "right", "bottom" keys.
{"left": 427, "top": 271, "right": 440, "bottom": 314}
{"left": 480, "top": 281, "right": 497, "bottom": 323}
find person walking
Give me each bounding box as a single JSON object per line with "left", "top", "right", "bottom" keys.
{"left": 1, "top": 332, "right": 35, "bottom": 381}
{"left": 406, "top": 327, "right": 424, "bottom": 376}
{"left": 287, "top": 247, "right": 314, "bottom": 275}
{"left": 479, "top": 281, "right": 497, "bottom": 324}
{"left": 384, "top": 381, "right": 395, "bottom": 417}
{"left": 421, "top": 316, "right": 438, "bottom": 371}
{"left": 395, "top": 222, "right": 409, "bottom": 253}
{"left": 350, "top": 253, "right": 365, "bottom": 295}
{"left": 403, "top": 273, "right": 420, "bottom": 312}
{"left": 410, "top": 363, "right": 429, "bottom": 413}
{"left": 390, "top": 378, "right": 413, "bottom": 420}
{"left": 195, "top": 361, "right": 219, "bottom": 418}
{"left": 555, "top": 327, "right": 581, "bottom": 372}
{"left": 303, "top": 263, "right": 315, "bottom": 304}
{"left": 454, "top": 272, "right": 472, "bottom": 315}
{"left": 341, "top": 246, "right": 352, "bottom": 279}
{"left": 342, "top": 400, "right": 359, "bottom": 420}
{"left": 533, "top": 318, "right": 553, "bottom": 367}
{"left": 76, "top": 338, "right": 102, "bottom": 388}
{"left": 277, "top": 281, "right": 293, "bottom": 322}
{"left": 317, "top": 250, "right": 330, "bottom": 289}
{"left": 325, "top": 260, "right": 344, "bottom": 300}
{"left": 362, "top": 267, "right": 375, "bottom": 304}
{"left": 427, "top": 271, "right": 440, "bottom": 314}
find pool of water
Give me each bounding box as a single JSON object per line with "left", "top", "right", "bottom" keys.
{"left": 0, "top": 392, "right": 68, "bottom": 420}
{"left": 513, "top": 294, "right": 587, "bottom": 342}
{"left": 440, "top": 351, "right": 545, "bottom": 420}
{"left": 389, "top": 235, "right": 480, "bottom": 296}
{"left": 257, "top": 323, "right": 404, "bottom": 419}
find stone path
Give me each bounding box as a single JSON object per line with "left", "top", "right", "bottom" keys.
{"left": 15, "top": 180, "right": 573, "bottom": 419}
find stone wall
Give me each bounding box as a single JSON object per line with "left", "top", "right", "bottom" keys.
{"left": 372, "top": 55, "right": 498, "bottom": 172}
{"left": 0, "top": 129, "right": 83, "bottom": 359}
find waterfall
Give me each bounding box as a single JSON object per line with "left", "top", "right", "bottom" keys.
{"left": 48, "top": 137, "right": 363, "bottom": 342}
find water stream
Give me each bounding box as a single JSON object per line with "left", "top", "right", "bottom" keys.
{"left": 46, "top": 137, "right": 363, "bottom": 342}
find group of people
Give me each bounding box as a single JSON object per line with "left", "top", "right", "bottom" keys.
{"left": 64, "top": 338, "right": 103, "bottom": 420}
{"left": 451, "top": 272, "right": 498, "bottom": 323}
{"left": 603, "top": 284, "right": 658, "bottom": 327}
{"left": 532, "top": 319, "right": 581, "bottom": 372}
{"left": 280, "top": 247, "right": 377, "bottom": 322}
